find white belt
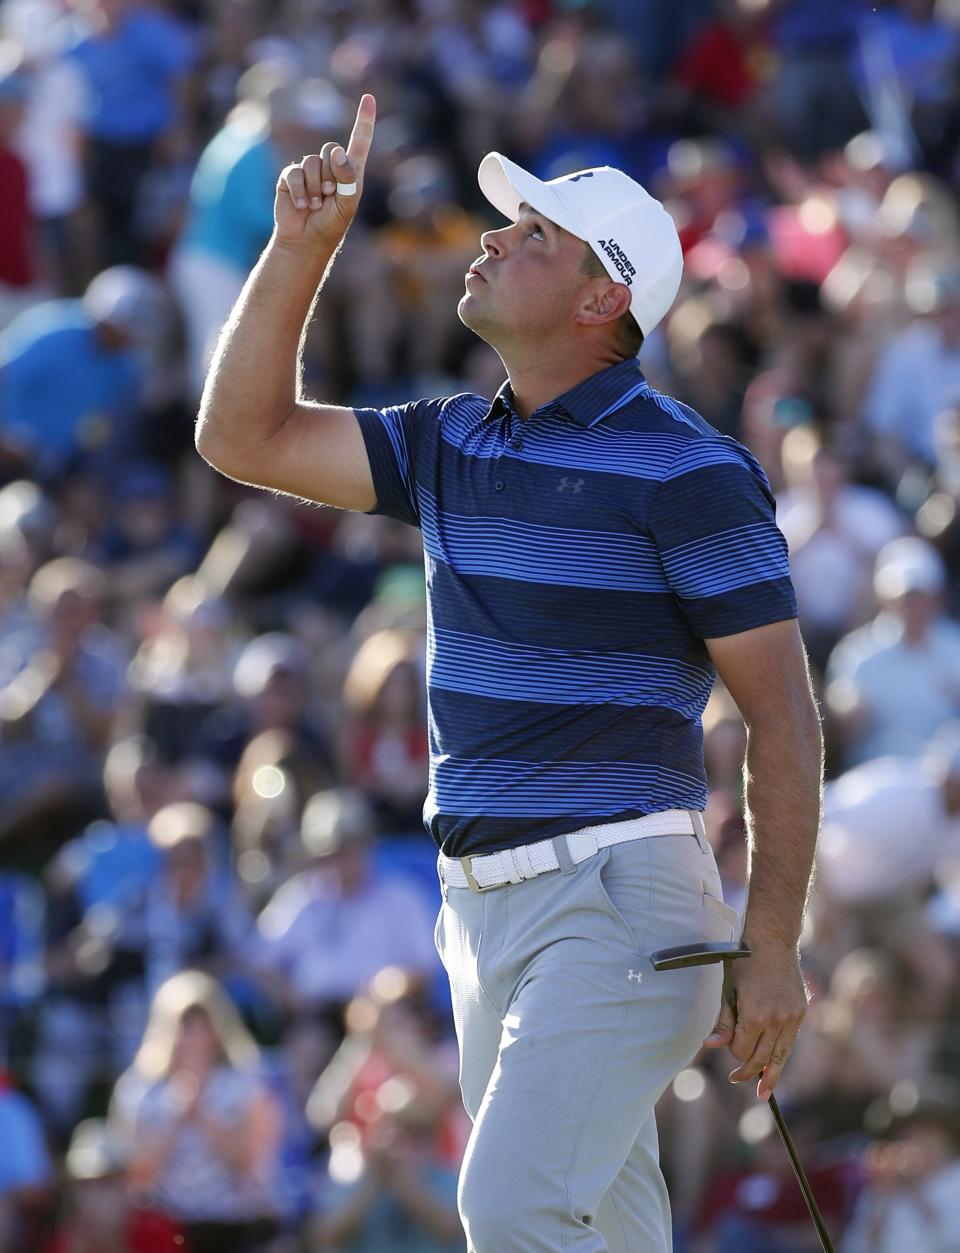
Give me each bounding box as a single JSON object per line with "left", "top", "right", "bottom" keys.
{"left": 439, "top": 809, "right": 702, "bottom": 893}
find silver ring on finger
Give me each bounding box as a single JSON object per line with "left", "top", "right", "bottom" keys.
{"left": 336, "top": 180, "right": 358, "bottom": 196}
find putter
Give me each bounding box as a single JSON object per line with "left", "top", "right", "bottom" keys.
{"left": 650, "top": 941, "right": 836, "bottom": 1253}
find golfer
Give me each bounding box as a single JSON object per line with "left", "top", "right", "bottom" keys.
{"left": 196, "top": 94, "right": 823, "bottom": 1251}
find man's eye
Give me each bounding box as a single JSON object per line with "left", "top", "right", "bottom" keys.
{"left": 529, "top": 226, "right": 545, "bottom": 240}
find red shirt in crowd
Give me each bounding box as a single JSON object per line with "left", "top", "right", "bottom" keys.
{"left": 0, "top": 146, "right": 33, "bottom": 287}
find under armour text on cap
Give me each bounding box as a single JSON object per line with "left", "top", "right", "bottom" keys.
{"left": 477, "top": 152, "right": 684, "bottom": 337}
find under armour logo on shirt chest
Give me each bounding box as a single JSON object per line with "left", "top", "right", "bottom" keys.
{"left": 557, "top": 477, "right": 585, "bottom": 493}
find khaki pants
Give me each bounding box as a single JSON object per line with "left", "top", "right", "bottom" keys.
{"left": 435, "top": 824, "right": 739, "bottom": 1252}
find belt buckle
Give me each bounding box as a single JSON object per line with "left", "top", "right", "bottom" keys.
{"left": 460, "top": 855, "right": 499, "bottom": 893}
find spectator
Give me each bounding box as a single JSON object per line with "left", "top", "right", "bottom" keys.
{"left": 0, "top": 46, "right": 37, "bottom": 331}
{"left": 171, "top": 73, "right": 349, "bottom": 395}
{"left": 31, "top": 736, "right": 170, "bottom": 1135}
{"left": 3, "top": 3, "right": 88, "bottom": 297}
{"left": 863, "top": 261, "right": 960, "bottom": 479}
{"left": 777, "top": 423, "right": 904, "bottom": 670}
{"left": 783, "top": 948, "right": 936, "bottom": 1140}
{"left": 66, "top": 0, "right": 197, "bottom": 267}
{"left": 0, "top": 266, "right": 164, "bottom": 484}
{"left": 197, "top": 630, "right": 337, "bottom": 785}
{"left": 817, "top": 732, "right": 960, "bottom": 910}
{"left": 46, "top": 1117, "right": 184, "bottom": 1253}
{"left": 844, "top": 1076, "right": 960, "bottom": 1252}
{"left": 374, "top": 154, "right": 486, "bottom": 386}
{"left": 88, "top": 462, "right": 202, "bottom": 606}
{"left": 232, "top": 728, "right": 337, "bottom": 899}
{"left": 250, "top": 788, "right": 438, "bottom": 1015}
{"left": 309, "top": 970, "right": 465, "bottom": 1252}
{"left": 127, "top": 575, "right": 239, "bottom": 765}
{"left": 143, "top": 802, "right": 254, "bottom": 994}
{"left": 110, "top": 970, "right": 282, "bottom": 1253}
{"left": 0, "top": 1068, "right": 54, "bottom": 1252}
{"left": 826, "top": 537, "right": 960, "bottom": 765}
{"left": 0, "top": 557, "right": 126, "bottom": 853}
{"left": 311, "top": 1109, "right": 464, "bottom": 1252}
{"left": 340, "top": 628, "right": 428, "bottom": 835}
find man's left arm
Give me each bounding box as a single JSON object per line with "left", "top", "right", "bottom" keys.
{"left": 703, "top": 617, "right": 824, "bottom": 1099}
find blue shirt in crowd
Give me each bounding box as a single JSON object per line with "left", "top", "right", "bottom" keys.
{"left": 0, "top": 301, "right": 141, "bottom": 479}
{"left": 356, "top": 358, "right": 797, "bottom": 857}
{"left": 179, "top": 123, "right": 279, "bottom": 272}
{"left": 0, "top": 1085, "right": 52, "bottom": 1195}
{"left": 68, "top": 8, "right": 197, "bottom": 144}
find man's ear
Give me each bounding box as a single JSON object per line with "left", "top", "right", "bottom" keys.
{"left": 576, "top": 281, "right": 632, "bottom": 328}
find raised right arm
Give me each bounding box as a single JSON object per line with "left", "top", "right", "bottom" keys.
{"left": 194, "top": 94, "right": 378, "bottom": 511}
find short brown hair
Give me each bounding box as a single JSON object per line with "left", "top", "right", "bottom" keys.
{"left": 580, "top": 244, "right": 644, "bottom": 360}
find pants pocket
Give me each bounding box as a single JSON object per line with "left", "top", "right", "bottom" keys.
{"left": 701, "top": 888, "right": 740, "bottom": 939}
{"left": 595, "top": 843, "right": 653, "bottom": 952}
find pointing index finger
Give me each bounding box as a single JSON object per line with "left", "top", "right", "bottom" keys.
{"left": 345, "top": 93, "right": 376, "bottom": 173}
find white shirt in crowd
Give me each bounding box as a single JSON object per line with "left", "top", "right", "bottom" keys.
{"left": 864, "top": 320, "right": 960, "bottom": 464}
{"left": 252, "top": 864, "right": 438, "bottom": 1004}
{"left": 826, "top": 613, "right": 960, "bottom": 764}
{"left": 777, "top": 484, "right": 904, "bottom": 632}
{"left": 818, "top": 755, "right": 960, "bottom": 905}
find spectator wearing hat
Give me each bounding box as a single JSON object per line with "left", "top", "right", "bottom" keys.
{"left": 843, "top": 1075, "right": 960, "bottom": 1252}
{"left": 46, "top": 1117, "right": 184, "bottom": 1253}
{"left": 0, "top": 266, "right": 164, "bottom": 484}
{"left": 826, "top": 536, "right": 960, "bottom": 766}
{"left": 249, "top": 788, "right": 438, "bottom": 1016}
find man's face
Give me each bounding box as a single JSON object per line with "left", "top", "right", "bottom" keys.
{"left": 458, "top": 203, "right": 595, "bottom": 353}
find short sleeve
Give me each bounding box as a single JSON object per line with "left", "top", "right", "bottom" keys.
{"left": 353, "top": 397, "right": 446, "bottom": 528}
{"left": 648, "top": 437, "right": 798, "bottom": 639}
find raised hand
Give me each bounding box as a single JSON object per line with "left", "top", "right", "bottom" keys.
{"left": 275, "top": 93, "right": 376, "bottom": 248}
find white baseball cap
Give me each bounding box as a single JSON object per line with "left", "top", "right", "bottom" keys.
{"left": 874, "top": 536, "right": 946, "bottom": 600}
{"left": 477, "top": 152, "right": 684, "bottom": 337}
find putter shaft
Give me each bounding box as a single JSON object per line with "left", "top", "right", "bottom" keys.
{"left": 768, "top": 1093, "right": 835, "bottom": 1253}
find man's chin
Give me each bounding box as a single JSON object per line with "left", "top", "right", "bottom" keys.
{"left": 458, "top": 293, "right": 499, "bottom": 347}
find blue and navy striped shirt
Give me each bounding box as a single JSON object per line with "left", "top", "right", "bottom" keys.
{"left": 355, "top": 358, "right": 797, "bottom": 858}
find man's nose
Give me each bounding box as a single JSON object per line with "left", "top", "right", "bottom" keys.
{"left": 480, "top": 227, "right": 508, "bottom": 259}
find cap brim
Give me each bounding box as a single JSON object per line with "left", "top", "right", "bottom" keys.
{"left": 478, "top": 152, "right": 586, "bottom": 241}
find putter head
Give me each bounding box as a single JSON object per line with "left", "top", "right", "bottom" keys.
{"left": 650, "top": 940, "right": 752, "bottom": 972}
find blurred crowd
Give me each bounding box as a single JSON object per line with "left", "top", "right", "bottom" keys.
{"left": 2, "top": 0, "right": 960, "bottom": 1249}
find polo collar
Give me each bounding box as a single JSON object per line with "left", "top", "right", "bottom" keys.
{"left": 482, "top": 358, "right": 647, "bottom": 428}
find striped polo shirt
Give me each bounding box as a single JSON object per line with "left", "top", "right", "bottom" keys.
{"left": 354, "top": 358, "right": 797, "bottom": 858}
